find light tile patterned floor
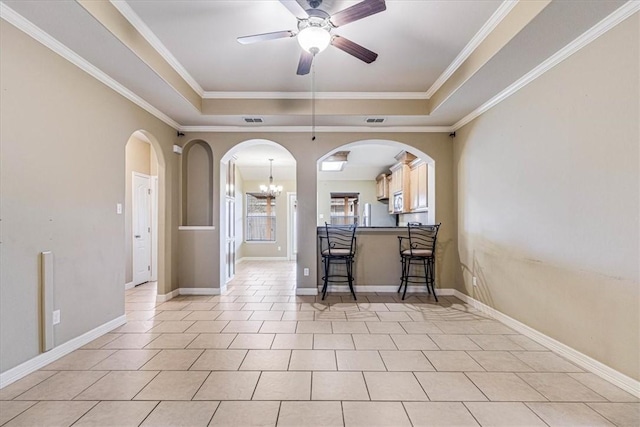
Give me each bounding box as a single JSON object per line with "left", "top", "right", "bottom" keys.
{"left": 1, "top": 260, "right": 638, "bottom": 426}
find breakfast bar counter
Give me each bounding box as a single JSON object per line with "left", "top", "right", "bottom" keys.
{"left": 316, "top": 226, "right": 407, "bottom": 290}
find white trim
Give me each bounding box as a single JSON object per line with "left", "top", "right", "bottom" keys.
{"left": 240, "top": 256, "right": 289, "bottom": 261}
{"left": 156, "top": 287, "right": 221, "bottom": 303}
{"left": 178, "top": 226, "right": 216, "bottom": 231}
{"left": 0, "top": 3, "right": 180, "bottom": 131}
{"left": 156, "top": 289, "right": 179, "bottom": 303}
{"left": 424, "top": 0, "right": 519, "bottom": 98}
{"left": 287, "top": 192, "right": 297, "bottom": 261}
{"left": 0, "top": 315, "right": 126, "bottom": 389}
{"left": 178, "top": 287, "right": 220, "bottom": 296}
{"left": 110, "top": 0, "right": 204, "bottom": 97}
{"left": 179, "top": 126, "right": 454, "bottom": 133}
{"left": 150, "top": 176, "right": 159, "bottom": 282}
{"left": 452, "top": 0, "right": 640, "bottom": 131}
{"left": 452, "top": 290, "right": 640, "bottom": 398}
{"left": 124, "top": 281, "right": 135, "bottom": 290}
{"left": 203, "top": 91, "right": 427, "bottom": 100}
{"left": 296, "top": 288, "right": 319, "bottom": 296}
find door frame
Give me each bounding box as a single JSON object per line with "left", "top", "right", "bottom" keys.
{"left": 150, "top": 175, "right": 159, "bottom": 282}
{"left": 287, "top": 192, "right": 297, "bottom": 261}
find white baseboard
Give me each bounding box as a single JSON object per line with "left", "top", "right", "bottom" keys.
{"left": 0, "top": 315, "right": 126, "bottom": 389}
{"left": 452, "top": 290, "right": 640, "bottom": 398}
{"left": 156, "top": 289, "right": 180, "bottom": 303}
{"left": 296, "top": 288, "right": 319, "bottom": 296}
{"left": 179, "top": 287, "right": 220, "bottom": 296}
{"left": 124, "top": 281, "right": 135, "bottom": 290}
{"left": 157, "top": 287, "right": 222, "bottom": 302}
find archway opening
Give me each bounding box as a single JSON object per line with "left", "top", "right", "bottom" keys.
{"left": 220, "top": 140, "right": 297, "bottom": 293}
{"left": 124, "top": 130, "right": 164, "bottom": 294}
{"left": 317, "top": 140, "right": 436, "bottom": 227}
{"left": 315, "top": 139, "right": 437, "bottom": 294}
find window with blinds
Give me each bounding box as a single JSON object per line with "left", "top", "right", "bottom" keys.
{"left": 246, "top": 193, "right": 276, "bottom": 241}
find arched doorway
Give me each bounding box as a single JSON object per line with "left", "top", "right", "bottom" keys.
{"left": 220, "top": 140, "right": 297, "bottom": 292}
{"left": 315, "top": 139, "right": 437, "bottom": 293}
{"left": 124, "top": 130, "right": 165, "bottom": 294}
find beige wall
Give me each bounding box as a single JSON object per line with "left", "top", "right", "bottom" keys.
{"left": 182, "top": 141, "right": 213, "bottom": 226}
{"left": 183, "top": 133, "right": 455, "bottom": 293}
{"left": 240, "top": 180, "right": 296, "bottom": 259}
{"left": 453, "top": 15, "right": 639, "bottom": 380}
{"left": 0, "top": 21, "right": 179, "bottom": 373}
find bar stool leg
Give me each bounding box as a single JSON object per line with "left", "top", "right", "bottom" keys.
{"left": 322, "top": 257, "right": 330, "bottom": 300}
{"left": 422, "top": 258, "right": 431, "bottom": 295}
{"left": 402, "top": 259, "right": 410, "bottom": 300}
{"left": 346, "top": 257, "right": 357, "bottom": 300}
{"left": 398, "top": 256, "right": 406, "bottom": 293}
{"left": 428, "top": 257, "right": 438, "bottom": 302}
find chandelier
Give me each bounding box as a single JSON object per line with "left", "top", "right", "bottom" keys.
{"left": 260, "top": 159, "right": 283, "bottom": 198}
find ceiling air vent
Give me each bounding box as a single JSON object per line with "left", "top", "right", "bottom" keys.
{"left": 365, "top": 118, "right": 385, "bottom": 123}
{"left": 243, "top": 117, "right": 264, "bottom": 123}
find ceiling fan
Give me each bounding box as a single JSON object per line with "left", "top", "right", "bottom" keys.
{"left": 237, "top": 0, "right": 386, "bottom": 75}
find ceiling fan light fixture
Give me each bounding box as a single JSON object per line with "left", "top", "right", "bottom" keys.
{"left": 297, "top": 26, "right": 331, "bottom": 54}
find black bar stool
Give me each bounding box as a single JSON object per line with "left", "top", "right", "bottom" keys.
{"left": 319, "top": 223, "right": 357, "bottom": 300}
{"left": 398, "top": 223, "right": 440, "bottom": 301}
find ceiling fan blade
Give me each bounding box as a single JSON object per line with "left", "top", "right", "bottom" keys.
{"left": 329, "top": 0, "right": 386, "bottom": 27}
{"left": 331, "top": 35, "right": 378, "bottom": 63}
{"left": 237, "top": 30, "right": 294, "bottom": 45}
{"left": 279, "top": 0, "right": 308, "bottom": 19}
{"left": 297, "top": 51, "right": 314, "bottom": 75}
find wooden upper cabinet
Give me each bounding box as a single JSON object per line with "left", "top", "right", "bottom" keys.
{"left": 376, "top": 173, "right": 389, "bottom": 201}
{"left": 409, "top": 159, "right": 428, "bottom": 212}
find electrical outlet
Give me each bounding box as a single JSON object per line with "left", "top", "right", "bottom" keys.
{"left": 116, "top": 203, "right": 123, "bottom": 214}
{"left": 472, "top": 277, "right": 478, "bottom": 287}
{"left": 278, "top": 246, "right": 281, "bottom": 251}
{"left": 303, "top": 268, "right": 309, "bottom": 276}
{"left": 52, "top": 310, "right": 61, "bottom": 325}
{"left": 319, "top": 214, "right": 324, "bottom": 219}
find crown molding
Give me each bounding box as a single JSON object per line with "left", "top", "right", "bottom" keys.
{"left": 202, "top": 91, "right": 429, "bottom": 100}
{"left": 0, "top": 2, "right": 181, "bottom": 130}
{"left": 179, "top": 125, "right": 454, "bottom": 133}
{"left": 424, "top": 0, "right": 519, "bottom": 99}
{"left": 452, "top": 0, "right": 640, "bottom": 131}
{"left": 110, "top": 0, "right": 205, "bottom": 97}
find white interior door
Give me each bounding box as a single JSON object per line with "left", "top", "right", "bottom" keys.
{"left": 133, "top": 173, "right": 151, "bottom": 285}
{"left": 288, "top": 192, "right": 297, "bottom": 260}
{"left": 226, "top": 198, "right": 236, "bottom": 281}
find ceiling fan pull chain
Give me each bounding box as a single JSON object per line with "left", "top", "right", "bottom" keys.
{"left": 312, "top": 59, "right": 316, "bottom": 141}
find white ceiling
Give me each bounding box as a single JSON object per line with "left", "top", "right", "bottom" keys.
{"left": 125, "top": 0, "right": 502, "bottom": 92}
{"left": 1, "top": 0, "right": 630, "bottom": 130}
{"left": 3, "top": 0, "right": 630, "bottom": 181}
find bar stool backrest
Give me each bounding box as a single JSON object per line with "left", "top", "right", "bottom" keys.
{"left": 407, "top": 223, "right": 440, "bottom": 256}
{"left": 323, "top": 223, "right": 357, "bottom": 257}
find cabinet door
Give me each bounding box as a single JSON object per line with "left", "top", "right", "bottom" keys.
{"left": 418, "top": 163, "right": 428, "bottom": 208}
{"left": 409, "top": 167, "right": 419, "bottom": 210}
